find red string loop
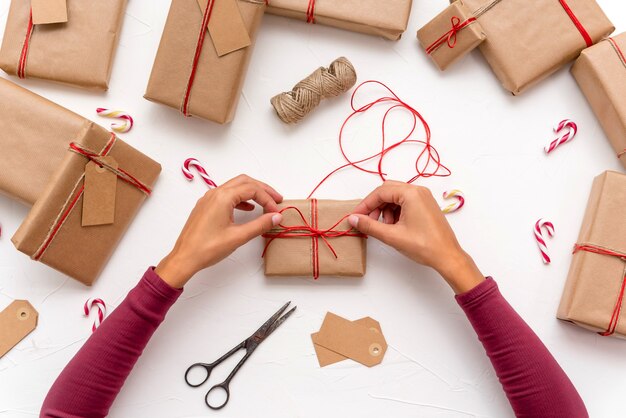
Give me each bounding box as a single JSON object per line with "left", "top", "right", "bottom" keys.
{"left": 425, "top": 16, "right": 477, "bottom": 55}
{"left": 262, "top": 200, "right": 366, "bottom": 279}
{"left": 573, "top": 244, "right": 626, "bottom": 336}
{"left": 308, "top": 80, "right": 451, "bottom": 198}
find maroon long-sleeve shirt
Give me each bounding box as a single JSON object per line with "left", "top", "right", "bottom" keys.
{"left": 40, "top": 269, "right": 588, "bottom": 417}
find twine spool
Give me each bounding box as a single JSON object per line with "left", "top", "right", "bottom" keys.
{"left": 271, "top": 57, "right": 357, "bottom": 124}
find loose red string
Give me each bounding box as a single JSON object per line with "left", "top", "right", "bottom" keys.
{"left": 18, "top": 9, "right": 34, "bottom": 79}
{"left": 181, "top": 0, "right": 217, "bottom": 116}
{"left": 573, "top": 244, "right": 626, "bottom": 336}
{"left": 558, "top": 0, "right": 592, "bottom": 47}
{"left": 307, "top": 80, "right": 451, "bottom": 198}
{"left": 425, "top": 16, "right": 477, "bottom": 55}
{"left": 262, "top": 200, "right": 366, "bottom": 279}
{"left": 306, "top": 0, "right": 316, "bottom": 23}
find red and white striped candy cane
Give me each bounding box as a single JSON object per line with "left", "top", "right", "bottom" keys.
{"left": 534, "top": 219, "right": 555, "bottom": 264}
{"left": 84, "top": 298, "right": 107, "bottom": 333}
{"left": 441, "top": 189, "right": 465, "bottom": 214}
{"left": 182, "top": 158, "right": 218, "bottom": 188}
{"left": 545, "top": 119, "right": 577, "bottom": 154}
{"left": 96, "top": 108, "right": 134, "bottom": 133}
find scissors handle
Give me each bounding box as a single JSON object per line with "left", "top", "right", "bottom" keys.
{"left": 205, "top": 382, "right": 230, "bottom": 410}
{"left": 184, "top": 363, "right": 213, "bottom": 388}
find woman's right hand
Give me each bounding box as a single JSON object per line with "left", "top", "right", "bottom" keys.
{"left": 349, "top": 181, "right": 484, "bottom": 294}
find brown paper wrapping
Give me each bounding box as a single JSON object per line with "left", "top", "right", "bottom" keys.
{"left": 572, "top": 33, "right": 626, "bottom": 170}
{"left": 266, "top": 0, "right": 412, "bottom": 41}
{"left": 417, "top": 2, "right": 486, "bottom": 71}
{"left": 264, "top": 200, "right": 366, "bottom": 277}
{"left": 557, "top": 171, "right": 626, "bottom": 337}
{"left": 0, "top": 78, "right": 90, "bottom": 206}
{"left": 145, "top": 0, "right": 265, "bottom": 124}
{"left": 0, "top": 0, "right": 127, "bottom": 90}
{"left": 12, "top": 123, "right": 161, "bottom": 286}
{"left": 456, "top": 0, "right": 613, "bottom": 94}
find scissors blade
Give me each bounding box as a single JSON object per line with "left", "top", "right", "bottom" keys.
{"left": 251, "top": 302, "right": 295, "bottom": 342}
{"left": 263, "top": 306, "right": 296, "bottom": 339}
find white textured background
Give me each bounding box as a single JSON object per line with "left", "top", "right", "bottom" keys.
{"left": 1, "top": 1, "right": 625, "bottom": 417}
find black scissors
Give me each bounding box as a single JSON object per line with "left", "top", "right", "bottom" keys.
{"left": 184, "top": 301, "right": 296, "bottom": 410}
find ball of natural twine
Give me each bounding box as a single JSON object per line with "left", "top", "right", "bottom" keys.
{"left": 271, "top": 57, "right": 357, "bottom": 124}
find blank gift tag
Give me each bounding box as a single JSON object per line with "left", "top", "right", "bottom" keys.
{"left": 197, "top": 0, "right": 251, "bottom": 57}
{"left": 0, "top": 301, "right": 38, "bottom": 358}
{"left": 313, "top": 313, "right": 387, "bottom": 367}
{"left": 31, "top": 0, "right": 68, "bottom": 25}
{"left": 312, "top": 317, "right": 382, "bottom": 367}
{"left": 82, "top": 157, "right": 118, "bottom": 227}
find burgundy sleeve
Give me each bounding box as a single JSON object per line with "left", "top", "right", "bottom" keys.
{"left": 40, "top": 268, "right": 183, "bottom": 418}
{"left": 456, "top": 278, "right": 588, "bottom": 418}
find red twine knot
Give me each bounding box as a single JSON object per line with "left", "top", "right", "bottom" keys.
{"left": 425, "top": 16, "right": 476, "bottom": 55}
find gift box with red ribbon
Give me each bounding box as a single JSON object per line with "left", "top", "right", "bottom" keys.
{"left": 453, "top": 0, "right": 614, "bottom": 94}
{"left": 0, "top": 0, "right": 127, "bottom": 90}
{"left": 558, "top": 171, "right": 626, "bottom": 338}
{"left": 263, "top": 199, "right": 367, "bottom": 278}
{"left": 145, "top": 0, "right": 266, "bottom": 123}
{"left": 266, "top": 0, "right": 412, "bottom": 41}
{"left": 572, "top": 33, "right": 626, "bottom": 170}
{"left": 417, "top": 1, "right": 486, "bottom": 71}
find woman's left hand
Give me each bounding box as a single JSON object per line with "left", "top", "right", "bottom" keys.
{"left": 156, "top": 175, "right": 283, "bottom": 288}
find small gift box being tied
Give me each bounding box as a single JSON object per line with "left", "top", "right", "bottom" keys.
{"left": 265, "top": 0, "right": 412, "bottom": 41}
{"left": 0, "top": 0, "right": 127, "bottom": 90}
{"left": 145, "top": 0, "right": 266, "bottom": 123}
{"left": 263, "top": 200, "right": 367, "bottom": 278}
{"left": 558, "top": 171, "right": 626, "bottom": 338}
{"left": 450, "top": 0, "right": 613, "bottom": 94}
{"left": 572, "top": 33, "right": 626, "bottom": 170}
{"left": 417, "top": 1, "right": 486, "bottom": 71}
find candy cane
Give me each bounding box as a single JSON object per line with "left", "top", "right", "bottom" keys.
{"left": 83, "top": 298, "right": 107, "bottom": 333}
{"left": 441, "top": 190, "right": 465, "bottom": 214}
{"left": 96, "top": 108, "right": 134, "bottom": 133}
{"left": 182, "top": 158, "right": 218, "bottom": 188}
{"left": 545, "top": 119, "right": 577, "bottom": 154}
{"left": 534, "top": 219, "right": 555, "bottom": 264}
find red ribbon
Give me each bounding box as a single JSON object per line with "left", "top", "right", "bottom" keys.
{"left": 306, "top": 0, "right": 316, "bottom": 24}
{"left": 17, "top": 9, "right": 34, "bottom": 79}
{"left": 262, "top": 199, "right": 366, "bottom": 279}
{"left": 425, "top": 16, "right": 477, "bottom": 55}
{"left": 573, "top": 243, "right": 626, "bottom": 336}
{"left": 558, "top": 0, "right": 592, "bottom": 47}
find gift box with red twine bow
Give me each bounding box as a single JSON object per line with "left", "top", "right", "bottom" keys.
{"left": 263, "top": 200, "right": 367, "bottom": 278}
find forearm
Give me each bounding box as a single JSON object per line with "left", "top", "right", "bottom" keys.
{"left": 456, "top": 278, "right": 587, "bottom": 418}
{"left": 40, "top": 268, "right": 182, "bottom": 418}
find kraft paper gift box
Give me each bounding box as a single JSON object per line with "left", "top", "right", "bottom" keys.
{"left": 0, "top": 0, "right": 127, "bottom": 90}
{"left": 12, "top": 122, "right": 161, "bottom": 286}
{"left": 417, "top": 1, "right": 486, "bottom": 71}
{"left": 454, "top": 0, "right": 614, "bottom": 95}
{"left": 572, "top": 33, "right": 626, "bottom": 170}
{"left": 0, "top": 78, "right": 92, "bottom": 206}
{"left": 263, "top": 200, "right": 367, "bottom": 278}
{"left": 266, "top": 0, "right": 412, "bottom": 41}
{"left": 557, "top": 171, "right": 626, "bottom": 338}
{"left": 145, "top": 0, "right": 266, "bottom": 123}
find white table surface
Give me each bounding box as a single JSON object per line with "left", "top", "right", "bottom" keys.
{"left": 1, "top": 1, "right": 625, "bottom": 417}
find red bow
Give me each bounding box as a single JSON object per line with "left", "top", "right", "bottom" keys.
{"left": 425, "top": 16, "right": 477, "bottom": 55}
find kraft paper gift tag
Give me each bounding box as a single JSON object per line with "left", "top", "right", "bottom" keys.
{"left": 82, "top": 157, "right": 118, "bottom": 227}
{"left": 31, "top": 0, "right": 68, "bottom": 25}
{"left": 0, "top": 300, "right": 38, "bottom": 358}
{"left": 311, "top": 312, "right": 387, "bottom": 367}
{"left": 197, "top": 0, "right": 251, "bottom": 56}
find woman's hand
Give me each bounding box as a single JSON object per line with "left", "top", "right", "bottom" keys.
{"left": 156, "top": 175, "right": 283, "bottom": 288}
{"left": 349, "top": 181, "right": 484, "bottom": 294}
